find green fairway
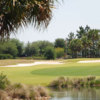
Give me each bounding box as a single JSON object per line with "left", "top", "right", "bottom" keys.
{"left": 0, "top": 58, "right": 100, "bottom": 86}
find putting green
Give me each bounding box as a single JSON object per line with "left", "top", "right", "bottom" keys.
{"left": 0, "top": 58, "right": 100, "bottom": 86}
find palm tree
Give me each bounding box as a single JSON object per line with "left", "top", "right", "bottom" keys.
{"left": 0, "top": 0, "right": 57, "bottom": 40}
{"left": 81, "top": 36, "right": 89, "bottom": 57}
{"left": 67, "top": 32, "right": 75, "bottom": 42}
{"left": 81, "top": 36, "right": 92, "bottom": 57}
{"left": 69, "top": 39, "right": 83, "bottom": 58}
{"left": 77, "top": 25, "right": 90, "bottom": 39}
{"left": 97, "top": 40, "right": 100, "bottom": 57}
{"left": 88, "top": 29, "right": 100, "bottom": 57}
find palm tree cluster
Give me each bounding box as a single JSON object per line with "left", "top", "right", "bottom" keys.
{"left": 67, "top": 26, "right": 100, "bottom": 58}
{"left": 0, "top": 0, "right": 57, "bottom": 40}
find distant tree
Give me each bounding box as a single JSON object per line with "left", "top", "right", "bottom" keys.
{"left": 24, "top": 42, "right": 31, "bottom": 57}
{"left": 55, "top": 38, "right": 66, "bottom": 49}
{"left": 31, "top": 41, "right": 54, "bottom": 56}
{"left": 77, "top": 25, "right": 90, "bottom": 39}
{"left": 97, "top": 41, "right": 100, "bottom": 57}
{"left": 2, "top": 42, "right": 18, "bottom": 57}
{"left": 88, "top": 29, "right": 99, "bottom": 57}
{"left": 30, "top": 43, "right": 39, "bottom": 56}
{"left": 66, "top": 32, "right": 75, "bottom": 55}
{"left": 0, "top": 43, "right": 5, "bottom": 54}
{"left": 44, "top": 47, "right": 56, "bottom": 60}
{"left": 10, "top": 39, "right": 24, "bottom": 57}
{"left": 67, "top": 32, "right": 75, "bottom": 42}
{"left": 37, "top": 41, "right": 54, "bottom": 55}
{"left": 55, "top": 48, "right": 64, "bottom": 58}
{"left": 24, "top": 41, "right": 54, "bottom": 57}
{"left": 69, "top": 39, "right": 83, "bottom": 58}
{"left": 81, "top": 36, "right": 92, "bottom": 57}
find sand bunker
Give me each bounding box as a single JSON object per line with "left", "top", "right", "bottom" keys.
{"left": 0, "top": 61, "right": 63, "bottom": 67}
{"left": 78, "top": 60, "right": 100, "bottom": 63}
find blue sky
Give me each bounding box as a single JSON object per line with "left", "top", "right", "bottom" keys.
{"left": 11, "top": 0, "right": 100, "bottom": 43}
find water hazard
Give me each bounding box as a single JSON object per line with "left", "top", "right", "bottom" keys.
{"left": 50, "top": 88, "right": 100, "bottom": 100}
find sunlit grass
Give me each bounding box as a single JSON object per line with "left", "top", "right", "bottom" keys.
{"left": 0, "top": 58, "right": 100, "bottom": 86}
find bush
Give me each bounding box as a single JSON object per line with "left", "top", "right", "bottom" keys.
{"left": 44, "top": 47, "right": 56, "bottom": 60}
{"left": 49, "top": 76, "right": 99, "bottom": 89}
{"left": 0, "top": 54, "right": 13, "bottom": 59}
{"left": 0, "top": 73, "right": 10, "bottom": 89}
{"left": 55, "top": 48, "right": 65, "bottom": 58}
{"left": 1, "top": 42, "right": 18, "bottom": 57}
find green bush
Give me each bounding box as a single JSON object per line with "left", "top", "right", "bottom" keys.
{"left": 55, "top": 48, "right": 65, "bottom": 58}
{"left": 0, "top": 54, "right": 13, "bottom": 59}
{"left": 49, "top": 76, "right": 99, "bottom": 89}
{"left": 0, "top": 73, "right": 10, "bottom": 89}
{"left": 44, "top": 47, "right": 56, "bottom": 60}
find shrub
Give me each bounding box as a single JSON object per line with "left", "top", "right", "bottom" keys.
{"left": 0, "top": 73, "right": 10, "bottom": 89}
{"left": 0, "top": 54, "right": 13, "bottom": 59}
{"left": 55, "top": 48, "right": 65, "bottom": 58}
{"left": 0, "top": 90, "right": 9, "bottom": 100}
{"left": 6, "top": 85, "right": 49, "bottom": 100}
{"left": 44, "top": 47, "right": 56, "bottom": 60}
{"left": 94, "top": 79, "right": 100, "bottom": 86}
{"left": 49, "top": 77, "right": 67, "bottom": 89}
{"left": 0, "top": 73, "right": 49, "bottom": 100}
{"left": 49, "top": 76, "right": 99, "bottom": 89}
{"left": 1, "top": 42, "right": 18, "bottom": 57}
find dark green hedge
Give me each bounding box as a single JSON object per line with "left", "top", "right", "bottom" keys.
{"left": 0, "top": 54, "right": 13, "bottom": 59}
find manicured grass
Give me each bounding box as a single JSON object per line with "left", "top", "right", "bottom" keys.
{"left": 0, "top": 58, "right": 100, "bottom": 86}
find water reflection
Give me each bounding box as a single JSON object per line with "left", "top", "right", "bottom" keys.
{"left": 50, "top": 88, "right": 100, "bottom": 100}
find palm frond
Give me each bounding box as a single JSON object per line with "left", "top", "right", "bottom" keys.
{"left": 0, "top": 0, "right": 58, "bottom": 39}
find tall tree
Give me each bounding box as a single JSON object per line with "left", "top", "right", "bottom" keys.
{"left": 67, "top": 32, "right": 75, "bottom": 43}
{"left": 97, "top": 40, "right": 100, "bottom": 57}
{"left": 10, "top": 39, "right": 24, "bottom": 57}
{"left": 69, "top": 39, "right": 83, "bottom": 58}
{"left": 81, "top": 36, "right": 92, "bottom": 57}
{"left": 88, "top": 29, "right": 99, "bottom": 57}
{"left": 77, "top": 25, "right": 90, "bottom": 39}
{"left": 55, "top": 38, "right": 66, "bottom": 49}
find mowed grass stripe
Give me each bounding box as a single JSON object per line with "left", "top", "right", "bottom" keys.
{"left": 0, "top": 58, "right": 100, "bottom": 85}
{"left": 31, "top": 64, "right": 100, "bottom": 76}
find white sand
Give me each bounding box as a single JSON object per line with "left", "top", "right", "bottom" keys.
{"left": 78, "top": 60, "right": 100, "bottom": 63}
{"left": 0, "top": 61, "right": 63, "bottom": 67}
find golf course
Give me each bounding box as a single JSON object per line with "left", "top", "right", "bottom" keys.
{"left": 1, "top": 58, "right": 100, "bottom": 86}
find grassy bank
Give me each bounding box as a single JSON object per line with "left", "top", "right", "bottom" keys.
{"left": 0, "top": 58, "right": 100, "bottom": 86}
{"left": 49, "top": 76, "right": 100, "bottom": 89}
{"left": 0, "top": 73, "right": 49, "bottom": 100}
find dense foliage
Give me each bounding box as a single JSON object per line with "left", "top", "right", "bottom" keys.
{"left": 0, "top": 25, "right": 100, "bottom": 59}
{"left": 0, "top": 73, "right": 49, "bottom": 100}
{"left": 67, "top": 25, "right": 100, "bottom": 58}
{"left": 49, "top": 76, "right": 100, "bottom": 89}
{"left": 0, "top": 73, "right": 10, "bottom": 89}
{"left": 55, "top": 47, "right": 65, "bottom": 58}
{"left": 44, "top": 46, "right": 56, "bottom": 59}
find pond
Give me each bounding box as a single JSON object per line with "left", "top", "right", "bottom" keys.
{"left": 50, "top": 88, "right": 100, "bottom": 100}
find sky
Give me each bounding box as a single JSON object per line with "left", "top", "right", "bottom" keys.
{"left": 11, "top": 0, "right": 100, "bottom": 43}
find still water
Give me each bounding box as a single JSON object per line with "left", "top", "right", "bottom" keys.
{"left": 50, "top": 88, "right": 100, "bottom": 100}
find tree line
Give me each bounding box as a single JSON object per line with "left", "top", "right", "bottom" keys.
{"left": 0, "top": 25, "right": 100, "bottom": 59}
{"left": 0, "top": 38, "right": 65, "bottom": 59}
{"left": 67, "top": 25, "right": 100, "bottom": 58}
